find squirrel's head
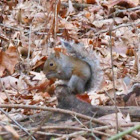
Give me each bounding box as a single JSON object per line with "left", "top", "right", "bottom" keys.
{"left": 43, "top": 52, "right": 61, "bottom": 79}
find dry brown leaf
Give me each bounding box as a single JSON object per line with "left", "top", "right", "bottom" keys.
{"left": 107, "top": 0, "right": 139, "bottom": 9}
{"left": 0, "top": 0, "right": 140, "bottom": 133}
{"left": 17, "top": 8, "right": 22, "bottom": 24}
{"left": 0, "top": 45, "right": 18, "bottom": 76}
{"left": 57, "top": 0, "right": 61, "bottom": 13}
{"left": 99, "top": 112, "right": 131, "bottom": 126}
{"left": 0, "top": 92, "right": 7, "bottom": 103}
{"left": 89, "top": 92, "right": 109, "bottom": 105}
{"left": 30, "top": 71, "right": 45, "bottom": 81}
{"left": 33, "top": 94, "right": 43, "bottom": 101}
{"left": 86, "top": 0, "right": 96, "bottom": 4}
{"left": 76, "top": 94, "right": 91, "bottom": 103}
{"left": 67, "top": 0, "right": 75, "bottom": 15}
{"left": 4, "top": 125, "right": 19, "bottom": 140}
{"left": 0, "top": 76, "right": 18, "bottom": 89}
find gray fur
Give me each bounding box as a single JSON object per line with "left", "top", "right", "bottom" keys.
{"left": 60, "top": 39, "right": 103, "bottom": 92}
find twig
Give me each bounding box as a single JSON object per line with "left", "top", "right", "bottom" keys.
{"left": 55, "top": 131, "right": 86, "bottom": 140}
{"left": 104, "top": 90, "right": 122, "bottom": 114}
{"left": 24, "top": 124, "right": 140, "bottom": 135}
{"left": 109, "top": 6, "right": 140, "bottom": 18}
{"left": 94, "top": 123, "right": 139, "bottom": 130}
{"left": 27, "top": 24, "right": 32, "bottom": 74}
{"left": 27, "top": 126, "right": 110, "bottom": 137}
{"left": 0, "top": 23, "right": 21, "bottom": 31}
{"left": 27, "top": 125, "right": 97, "bottom": 131}
{"left": 109, "top": 21, "right": 119, "bottom": 133}
{"left": 61, "top": 2, "right": 92, "bottom": 8}
{"left": 137, "top": 22, "right": 140, "bottom": 77}
{"left": 0, "top": 108, "right": 36, "bottom": 140}
{"left": 0, "top": 23, "right": 47, "bottom": 36}
{"left": 8, "top": 124, "right": 140, "bottom": 139}
{"left": 95, "top": 21, "right": 140, "bottom": 35}
{"left": 54, "top": 0, "right": 59, "bottom": 42}
{"left": 0, "top": 34, "right": 9, "bottom": 42}
{"left": 0, "top": 131, "right": 9, "bottom": 136}
{"left": 89, "top": 117, "right": 101, "bottom": 140}
{"left": 104, "top": 90, "right": 137, "bottom": 138}
{"left": 0, "top": 78, "right": 12, "bottom": 104}
{"left": 105, "top": 90, "right": 140, "bottom": 140}
{"left": 26, "top": 112, "right": 52, "bottom": 140}
{"left": 108, "top": 125, "right": 140, "bottom": 140}
{"left": 0, "top": 104, "right": 107, "bottom": 125}
{"left": 28, "top": 20, "right": 140, "bottom": 37}
{"left": 54, "top": 130, "right": 109, "bottom": 140}
{"left": 36, "top": 131, "right": 63, "bottom": 136}
{"left": 73, "top": 115, "right": 88, "bottom": 128}
{"left": 0, "top": 104, "right": 140, "bottom": 120}
{"left": 119, "top": 127, "right": 140, "bottom": 139}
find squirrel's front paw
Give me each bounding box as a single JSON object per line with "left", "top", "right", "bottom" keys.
{"left": 67, "top": 86, "right": 77, "bottom": 94}
{"left": 55, "top": 80, "right": 76, "bottom": 94}
{"left": 55, "top": 85, "right": 71, "bottom": 96}
{"left": 55, "top": 80, "right": 68, "bottom": 87}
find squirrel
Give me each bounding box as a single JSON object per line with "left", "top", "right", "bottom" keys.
{"left": 43, "top": 39, "right": 102, "bottom": 94}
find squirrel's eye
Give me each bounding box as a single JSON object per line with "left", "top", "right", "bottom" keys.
{"left": 49, "top": 63, "right": 54, "bottom": 66}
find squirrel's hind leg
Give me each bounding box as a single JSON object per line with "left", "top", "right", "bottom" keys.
{"left": 55, "top": 80, "right": 68, "bottom": 87}
{"left": 68, "top": 75, "right": 86, "bottom": 94}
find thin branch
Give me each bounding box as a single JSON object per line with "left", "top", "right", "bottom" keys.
{"left": 0, "top": 108, "right": 36, "bottom": 140}
{"left": 104, "top": 90, "right": 138, "bottom": 138}
{"left": 73, "top": 115, "right": 88, "bottom": 129}
{"left": 0, "top": 78, "right": 12, "bottom": 104}
{"left": 109, "top": 21, "right": 119, "bottom": 133}
{"left": 35, "top": 131, "right": 63, "bottom": 136}
{"left": 108, "top": 125, "right": 140, "bottom": 140}
{"left": 136, "top": 22, "right": 140, "bottom": 77}
{"left": 0, "top": 104, "right": 107, "bottom": 125}
{"left": 54, "top": 130, "right": 108, "bottom": 140}
{"left": 27, "top": 126, "right": 110, "bottom": 137}
{"left": 0, "top": 34, "right": 9, "bottom": 42}
{"left": 61, "top": 2, "right": 92, "bottom": 8}
{"left": 89, "top": 115, "right": 101, "bottom": 140}
{"left": 55, "top": 131, "right": 86, "bottom": 140}
{"left": 0, "top": 23, "right": 47, "bottom": 36}
{"left": 27, "top": 24, "right": 32, "bottom": 74}
{"left": 54, "top": 0, "right": 59, "bottom": 42}
{"left": 9, "top": 123, "right": 140, "bottom": 138}
{"left": 95, "top": 21, "right": 140, "bottom": 35}
{"left": 26, "top": 112, "right": 52, "bottom": 140}
{"left": 104, "top": 90, "right": 122, "bottom": 114}
{"left": 10, "top": 122, "right": 140, "bottom": 134}
{"left": 109, "top": 6, "right": 140, "bottom": 18}
{"left": 0, "top": 104, "right": 140, "bottom": 122}
{"left": 119, "top": 127, "right": 140, "bottom": 139}
{"left": 0, "top": 23, "right": 22, "bottom": 31}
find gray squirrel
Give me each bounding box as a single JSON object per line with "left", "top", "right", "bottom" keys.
{"left": 43, "top": 39, "right": 102, "bottom": 94}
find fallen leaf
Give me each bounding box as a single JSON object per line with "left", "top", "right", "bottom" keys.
{"left": 99, "top": 112, "right": 131, "bottom": 126}
{"left": 0, "top": 46, "right": 18, "bottom": 76}
{"left": 4, "top": 125, "right": 19, "bottom": 139}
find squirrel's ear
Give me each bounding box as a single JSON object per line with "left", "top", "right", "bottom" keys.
{"left": 51, "top": 51, "right": 60, "bottom": 58}
{"left": 49, "top": 49, "right": 59, "bottom": 58}
{"left": 55, "top": 51, "right": 60, "bottom": 58}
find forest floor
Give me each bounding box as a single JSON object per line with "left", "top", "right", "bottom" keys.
{"left": 0, "top": 0, "right": 140, "bottom": 139}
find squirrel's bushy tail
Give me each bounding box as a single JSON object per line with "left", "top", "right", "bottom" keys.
{"left": 60, "top": 39, "right": 103, "bottom": 93}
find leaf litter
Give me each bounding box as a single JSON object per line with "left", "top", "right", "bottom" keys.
{"left": 0, "top": 0, "right": 140, "bottom": 139}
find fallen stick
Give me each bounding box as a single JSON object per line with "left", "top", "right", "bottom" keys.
{"left": 0, "top": 104, "right": 106, "bottom": 125}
